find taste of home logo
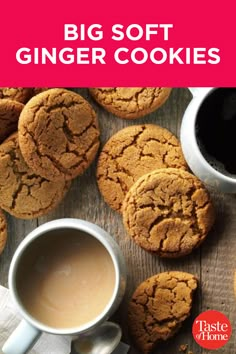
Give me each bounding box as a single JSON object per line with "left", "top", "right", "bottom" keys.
{"left": 192, "top": 310, "right": 232, "bottom": 350}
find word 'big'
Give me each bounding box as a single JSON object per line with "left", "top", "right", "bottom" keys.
{"left": 64, "top": 24, "right": 173, "bottom": 41}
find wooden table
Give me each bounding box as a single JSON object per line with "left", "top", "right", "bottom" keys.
{"left": 0, "top": 88, "right": 235, "bottom": 354}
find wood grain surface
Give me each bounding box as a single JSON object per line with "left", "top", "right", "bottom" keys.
{"left": 0, "top": 88, "right": 235, "bottom": 354}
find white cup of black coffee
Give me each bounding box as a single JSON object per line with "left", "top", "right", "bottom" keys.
{"left": 181, "top": 88, "right": 236, "bottom": 193}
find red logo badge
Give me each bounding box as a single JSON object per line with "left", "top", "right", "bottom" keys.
{"left": 192, "top": 310, "right": 232, "bottom": 350}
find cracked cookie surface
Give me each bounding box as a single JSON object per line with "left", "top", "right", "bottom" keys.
{"left": 123, "top": 168, "right": 215, "bottom": 257}
{"left": 0, "top": 133, "right": 71, "bottom": 219}
{"left": 18, "top": 88, "right": 100, "bottom": 181}
{"left": 0, "top": 209, "right": 7, "bottom": 255}
{"left": 0, "top": 99, "right": 24, "bottom": 143}
{"left": 128, "top": 271, "right": 198, "bottom": 354}
{"left": 90, "top": 87, "right": 172, "bottom": 119}
{"left": 0, "top": 88, "right": 32, "bottom": 104}
{"left": 97, "top": 125, "right": 188, "bottom": 213}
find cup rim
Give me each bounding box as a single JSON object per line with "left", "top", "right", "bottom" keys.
{"left": 191, "top": 88, "right": 236, "bottom": 184}
{"left": 9, "top": 218, "right": 123, "bottom": 335}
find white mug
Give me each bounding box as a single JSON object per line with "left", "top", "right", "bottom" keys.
{"left": 180, "top": 88, "right": 236, "bottom": 193}
{"left": 2, "top": 219, "right": 127, "bottom": 354}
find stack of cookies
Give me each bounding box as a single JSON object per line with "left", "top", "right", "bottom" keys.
{"left": 90, "top": 87, "right": 214, "bottom": 261}
{"left": 0, "top": 87, "right": 100, "bottom": 254}
{"left": 92, "top": 88, "right": 215, "bottom": 353}
{"left": 91, "top": 87, "right": 214, "bottom": 258}
{"left": 96, "top": 124, "right": 215, "bottom": 258}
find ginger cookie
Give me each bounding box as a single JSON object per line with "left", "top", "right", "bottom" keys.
{"left": 0, "top": 99, "right": 24, "bottom": 143}
{"left": 123, "top": 168, "right": 215, "bottom": 257}
{"left": 0, "top": 133, "right": 71, "bottom": 219}
{"left": 18, "top": 88, "right": 100, "bottom": 181}
{"left": 97, "top": 125, "right": 188, "bottom": 213}
{"left": 128, "top": 271, "right": 198, "bottom": 354}
{"left": 0, "top": 88, "right": 32, "bottom": 104}
{"left": 90, "top": 87, "right": 172, "bottom": 119}
{"left": 0, "top": 209, "right": 7, "bottom": 255}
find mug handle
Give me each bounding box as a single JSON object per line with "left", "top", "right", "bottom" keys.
{"left": 2, "top": 320, "right": 41, "bottom": 354}
{"left": 188, "top": 87, "right": 213, "bottom": 97}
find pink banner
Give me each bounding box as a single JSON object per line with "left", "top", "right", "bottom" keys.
{"left": 0, "top": 0, "right": 235, "bottom": 86}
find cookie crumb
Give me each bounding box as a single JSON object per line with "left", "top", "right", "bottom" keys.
{"left": 179, "top": 344, "right": 188, "bottom": 352}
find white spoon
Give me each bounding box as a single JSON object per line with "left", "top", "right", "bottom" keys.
{"left": 71, "top": 322, "right": 122, "bottom": 354}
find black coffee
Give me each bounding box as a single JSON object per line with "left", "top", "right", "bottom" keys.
{"left": 196, "top": 88, "right": 236, "bottom": 175}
